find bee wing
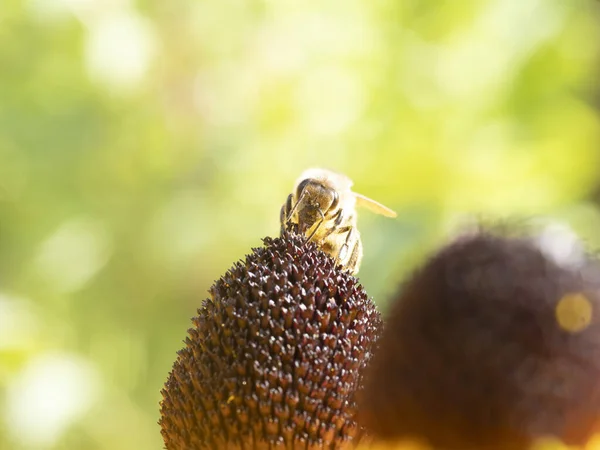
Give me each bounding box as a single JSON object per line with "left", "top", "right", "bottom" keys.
{"left": 354, "top": 192, "right": 397, "bottom": 218}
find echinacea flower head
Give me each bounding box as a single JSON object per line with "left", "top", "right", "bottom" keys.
{"left": 359, "top": 230, "right": 600, "bottom": 450}
{"left": 160, "top": 232, "right": 382, "bottom": 449}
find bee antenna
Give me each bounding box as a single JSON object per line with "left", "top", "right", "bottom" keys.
{"left": 307, "top": 208, "right": 325, "bottom": 240}
{"left": 286, "top": 189, "right": 307, "bottom": 223}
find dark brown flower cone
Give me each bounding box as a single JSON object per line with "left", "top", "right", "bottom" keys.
{"left": 359, "top": 230, "right": 600, "bottom": 450}
{"left": 159, "top": 232, "right": 382, "bottom": 450}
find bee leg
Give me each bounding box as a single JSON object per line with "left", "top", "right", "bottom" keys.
{"left": 307, "top": 208, "right": 325, "bottom": 241}
{"left": 280, "top": 194, "right": 293, "bottom": 235}
{"left": 347, "top": 239, "right": 362, "bottom": 275}
{"left": 320, "top": 209, "right": 344, "bottom": 241}
{"left": 336, "top": 225, "right": 354, "bottom": 263}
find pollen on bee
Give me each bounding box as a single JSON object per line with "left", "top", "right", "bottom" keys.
{"left": 555, "top": 293, "right": 593, "bottom": 333}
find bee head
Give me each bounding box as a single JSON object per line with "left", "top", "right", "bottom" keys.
{"left": 294, "top": 179, "right": 340, "bottom": 232}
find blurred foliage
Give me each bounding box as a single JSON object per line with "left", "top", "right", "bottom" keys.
{"left": 1, "top": 0, "right": 600, "bottom": 448}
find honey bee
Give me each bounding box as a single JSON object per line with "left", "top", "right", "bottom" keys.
{"left": 280, "top": 168, "right": 397, "bottom": 275}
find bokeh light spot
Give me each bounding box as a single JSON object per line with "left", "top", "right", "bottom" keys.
{"left": 0, "top": 294, "right": 39, "bottom": 352}
{"left": 555, "top": 293, "right": 593, "bottom": 333}
{"left": 84, "top": 12, "right": 157, "bottom": 91}
{"left": 531, "top": 436, "right": 581, "bottom": 450}
{"left": 34, "top": 217, "right": 112, "bottom": 293}
{"left": 536, "top": 222, "right": 585, "bottom": 270}
{"left": 4, "top": 353, "right": 100, "bottom": 447}
{"left": 585, "top": 434, "right": 600, "bottom": 450}
{"left": 358, "top": 440, "right": 431, "bottom": 450}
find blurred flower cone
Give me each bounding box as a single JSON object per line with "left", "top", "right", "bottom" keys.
{"left": 358, "top": 228, "right": 600, "bottom": 450}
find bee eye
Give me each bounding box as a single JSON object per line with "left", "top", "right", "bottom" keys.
{"left": 329, "top": 190, "right": 339, "bottom": 211}
{"left": 296, "top": 179, "right": 311, "bottom": 198}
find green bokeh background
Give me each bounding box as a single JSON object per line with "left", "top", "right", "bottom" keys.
{"left": 2, "top": 0, "right": 600, "bottom": 449}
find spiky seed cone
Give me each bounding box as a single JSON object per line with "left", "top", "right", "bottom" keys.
{"left": 159, "top": 232, "right": 382, "bottom": 450}
{"left": 359, "top": 230, "right": 600, "bottom": 450}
